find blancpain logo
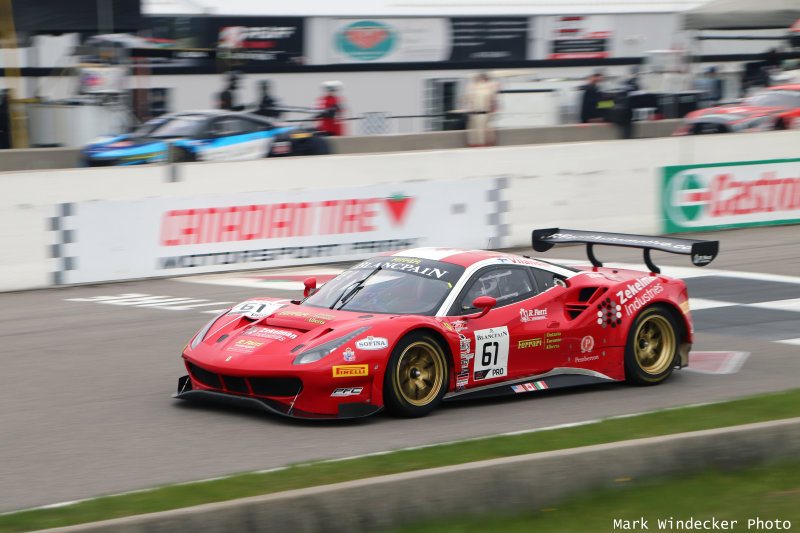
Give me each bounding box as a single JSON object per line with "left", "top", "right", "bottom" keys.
{"left": 355, "top": 336, "right": 389, "bottom": 350}
{"left": 693, "top": 254, "right": 714, "bottom": 264}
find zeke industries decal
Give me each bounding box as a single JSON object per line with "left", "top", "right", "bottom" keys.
{"left": 618, "top": 277, "right": 664, "bottom": 317}
{"left": 472, "top": 326, "right": 510, "bottom": 381}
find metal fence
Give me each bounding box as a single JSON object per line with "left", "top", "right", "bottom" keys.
{"left": 283, "top": 112, "right": 463, "bottom": 135}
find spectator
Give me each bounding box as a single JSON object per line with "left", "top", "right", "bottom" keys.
{"left": 460, "top": 72, "right": 500, "bottom": 147}
{"left": 315, "top": 81, "right": 345, "bottom": 136}
{"left": 695, "top": 66, "right": 724, "bottom": 108}
{"left": 609, "top": 91, "right": 634, "bottom": 140}
{"left": 217, "top": 71, "right": 242, "bottom": 111}
{"left": 254, "top": 80, "right": 281, "bottom": 118}
{"left": 580, "top": 71, "right": 605, "bottom": 123}
{"left": 607, "top": 69, "right": 642, "bottom": 139}
{"left": 625, "top": 66, "right": 641, "bottom": 92}
{"left": 218, "top": 85, "right": 233, "bottom": 110}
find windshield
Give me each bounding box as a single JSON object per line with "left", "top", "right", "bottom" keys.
{"left": 743, "top": 90, "right": 800, "bottom": 109}
{"left": 303, "top": 256, "right": 464, "bottom": 315}
{"left": 134, "top": 115, "right": 206, "bottom": 138}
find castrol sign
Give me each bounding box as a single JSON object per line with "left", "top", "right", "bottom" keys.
{"left": 662, "top": 159, "right": 800, "bottom": 233}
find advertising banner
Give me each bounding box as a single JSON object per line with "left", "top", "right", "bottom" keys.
{"left": 543, "top": 15, "right": 613, "bottom": 60}
{"left": 50, "top": 179, "right": 501, "bottom": 284}
{"left": 318, "top": 17, "right": 529, "bottom": 64}
{"left": 323, "top": 18, "right": 450, "bottom": 63}
{"left": 84, "top": 17, "right": 305, "bottom": 68}
{"left": 77, "top": 67, "right": 127, "bottom": 94}
{"left": 662, "top": 159, "right": 800, "bottom": 233}
{"left": 448, "top": 17, "right": 528, "bottom": 62}
{"left": 211, "top": 17, "right": 305, "bottom": 64}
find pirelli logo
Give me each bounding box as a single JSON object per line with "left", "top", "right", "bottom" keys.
{"left": 518, "top": 338, "right": 542, "bottom": 349}
{"left": 333, "top": 364, "right": 369, "bottom": 378}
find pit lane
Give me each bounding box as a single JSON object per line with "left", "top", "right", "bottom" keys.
{"left": 1, "top": 225, "right": 798, "bottom": 513}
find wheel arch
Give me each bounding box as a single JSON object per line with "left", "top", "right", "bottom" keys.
{"left": 624, "top": 301, "right": 689, "bottom": 380}
{"left": 377, "top": 326, "right": 455, "bottom": 394}
{"left": 379, "top": 326, "right": 454, "bottom": 417}
{"left": 657, "top": 301, "right": 691, "bottom": 367}
{"left": 624, "top": 300, "right": 688, "bottom": 337}
{"left": 402, "top": 326, "right": 455, "bottom": 373}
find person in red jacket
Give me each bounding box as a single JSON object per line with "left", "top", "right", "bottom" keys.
{"left": 315, "top": 81, "right": 345, "bottom": 136}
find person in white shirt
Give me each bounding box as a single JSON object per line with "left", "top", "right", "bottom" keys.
{"left": 461, "top": 72, "right": 500, "bottom": 147}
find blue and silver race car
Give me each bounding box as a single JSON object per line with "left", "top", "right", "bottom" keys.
{"left": 81, "top": 110, "right": 330, "bottom": 166}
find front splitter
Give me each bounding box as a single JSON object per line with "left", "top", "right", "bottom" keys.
{"left": 173, "top": 375, "right": 382, "bottom": 420}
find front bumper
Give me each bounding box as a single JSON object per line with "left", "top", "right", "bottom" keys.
{"left": 172, "top": 375, "right": 382, "bottom": 420}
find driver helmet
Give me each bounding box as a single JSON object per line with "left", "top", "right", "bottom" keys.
{"left": 322, "top": 80, "right": 343, "bottom": 92}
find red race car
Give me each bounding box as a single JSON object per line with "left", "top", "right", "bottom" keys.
{"left": 673, "top": 84, "right": 800, "bottom": 135}
{"left": 174, "top": 229, "right": 718, "bottom": 419}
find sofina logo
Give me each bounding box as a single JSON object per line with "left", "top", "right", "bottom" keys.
{"left": 337, "top": 20, "right": 396, "bottom": 61}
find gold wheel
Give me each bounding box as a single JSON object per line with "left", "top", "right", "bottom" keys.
{"left": 394, "top": 341, "right": 445, "bottom": 407}
{"left": 633, "top": 314, "right": 676, "bottom": 376}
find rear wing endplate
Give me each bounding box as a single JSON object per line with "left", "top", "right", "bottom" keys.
{"left": 531, "top": 228, "right": 719, "bottom": 274}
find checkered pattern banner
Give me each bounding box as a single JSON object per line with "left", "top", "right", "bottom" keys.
{"left": 486, "top": 176, "right": 510, "bottom": 249}
{"left": 48, "top": 203, "right": 77, "bottom": 285}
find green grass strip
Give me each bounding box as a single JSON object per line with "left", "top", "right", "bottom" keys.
{"left": 386, "top": 459, "right": 800, "bottom": 532}
{"left": 3, "top": 388, "right": 800, "bottom": 532}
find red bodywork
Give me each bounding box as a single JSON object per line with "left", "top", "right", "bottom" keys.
{"left": 176, "top": 248, "right": 694, "bottom": 419}
{"left": 673, "top": 84, "right": 800, "bottom": 135}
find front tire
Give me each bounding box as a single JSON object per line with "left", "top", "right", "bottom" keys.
{"left": 624, "top": 305, "right": 679, "bottom": 385}
{"left": 383, "top": 332, "right": 449, "bottom": 417}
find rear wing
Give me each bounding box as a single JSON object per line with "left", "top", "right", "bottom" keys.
{"left": 531, "top": 228, "right": 719, "bottom": 274}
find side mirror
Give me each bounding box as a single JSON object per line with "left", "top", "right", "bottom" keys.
{"left": 303, "top": 277, "right": 317, "bottom": 298}
{"left": 470, "top": 296, "right": 496, "bottom": 318}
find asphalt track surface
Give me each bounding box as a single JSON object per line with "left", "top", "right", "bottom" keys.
{"left": 1, "top": 226, "right": 799, "bottom": 513}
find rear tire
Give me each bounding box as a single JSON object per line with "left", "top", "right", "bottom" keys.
{"left": 383, "top": 332, "right": 449, "bottom": 417}
{"left": 292, "top": 135, "right": 330, "bottom": 156}
{"left": 624, "top": 305, "right": 679, "bottom": 385}
{"left": 174, "top": 148, "right": 195, "bottom": 163}
{"left": 306, "top": 135, "right": 330, "bottom": 155}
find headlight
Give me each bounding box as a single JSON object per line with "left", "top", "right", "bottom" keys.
{"left": 189, "top": 310, "right": 229, "bottom": 349}
{"left": 293, "top": 326, "right": 370, "bottom": 365}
